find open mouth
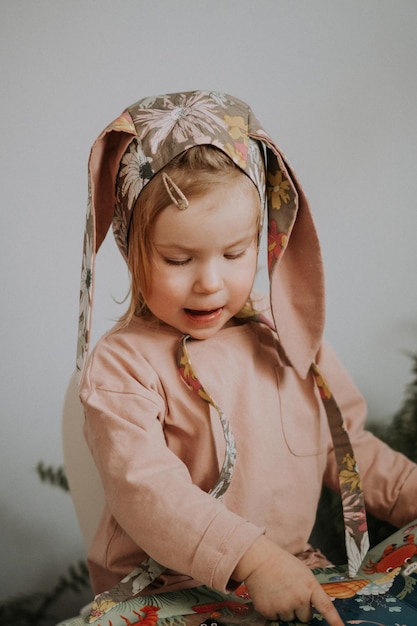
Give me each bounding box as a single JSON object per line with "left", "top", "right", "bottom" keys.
{"left": 185, "top": 308, "right": 220, "bottom": 316}
{"left": 184, "top": 307, "right": 224, "bottom": 324}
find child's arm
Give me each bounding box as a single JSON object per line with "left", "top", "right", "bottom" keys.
{"left": 232, "top": 535, "right": 343, "bottom": 625}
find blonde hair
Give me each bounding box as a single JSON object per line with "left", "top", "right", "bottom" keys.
{"left": 120, "top": 145, "right": 261, "bottom": 325}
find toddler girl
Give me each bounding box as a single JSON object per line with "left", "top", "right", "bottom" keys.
{"left": 77, "top": 91, "right": 417, "bottom": 624}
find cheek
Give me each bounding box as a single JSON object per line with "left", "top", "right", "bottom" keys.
{"left": 149, "top": 267, "right": 188, "bottom": 301}
{"left": 243, "top": 248, "right": 259, "bottom": 278}
{"left": 230, "top": 254, "right": 258, "bottom": 291}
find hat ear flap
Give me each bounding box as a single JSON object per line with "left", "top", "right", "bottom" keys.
{"left": 77, "top": 113, "right": 137, "bottom": 381}
{"left": 269, "top": 168, "right": 325, "bottom": 378}
{"left": 89, "top": 114, "right": 137, "bottom": 253}
{"left": 264, "top": 144, "right": 325, "bottom": 378}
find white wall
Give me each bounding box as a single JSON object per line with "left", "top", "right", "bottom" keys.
{"left": 1, "top": 0, "right": 416, "bottom": 610}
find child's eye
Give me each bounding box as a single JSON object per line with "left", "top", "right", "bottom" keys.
{"left": 164, "top": 257, "right": 191, "bottom": 266}
{"left": 224, "top": 250, "right": 246, "bottom": 260}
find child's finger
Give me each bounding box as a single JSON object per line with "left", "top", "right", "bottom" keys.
{"left": 311, "top": 586, "right": 344, "bottom": 626}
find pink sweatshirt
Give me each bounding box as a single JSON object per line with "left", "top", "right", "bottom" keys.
{"left": 80, "top": 304, "right": 417, "bottom": 595}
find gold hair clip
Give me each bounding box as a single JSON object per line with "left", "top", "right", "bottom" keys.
{"left": 162, "top": 172, "right": 189, "bottom": 210}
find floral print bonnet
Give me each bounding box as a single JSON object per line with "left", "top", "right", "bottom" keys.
{"left": 77, "top": 90, "right": 325, "bottom": 381}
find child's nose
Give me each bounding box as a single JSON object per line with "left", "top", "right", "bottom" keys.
{"left": 194, "top": 261, "right": 224, "bottom": 293}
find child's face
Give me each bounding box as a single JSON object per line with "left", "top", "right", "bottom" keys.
{"left": 145, "top": 176, "right": 260, "bottom": 339}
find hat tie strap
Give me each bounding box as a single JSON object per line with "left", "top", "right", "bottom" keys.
{"left": 310, "top": 362, "right": 370, "bottom": 576}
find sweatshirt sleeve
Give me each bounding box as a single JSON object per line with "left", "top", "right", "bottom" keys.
{"left": 317, "top": 341, "right": 417, "bottom": 528}
{"left": 80, "top": 347, "right": 263, "bottom": 592}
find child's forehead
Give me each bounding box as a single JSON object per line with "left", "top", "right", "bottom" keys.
{"left": 154, "top": 179, "right": 260, "bottom": 241}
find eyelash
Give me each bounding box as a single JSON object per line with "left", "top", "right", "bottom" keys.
{"left": 164, "top": 251, "right": 246, "bottom": 266}
{"left": 164, "top": 258, "right": 191, "bottom": 266}
{"left": 225, "top": 251, "right": 246, "bottom": 260}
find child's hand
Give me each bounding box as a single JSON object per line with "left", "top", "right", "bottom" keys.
{"left": 233, "top": 536, "right": 344, "bottom": 625}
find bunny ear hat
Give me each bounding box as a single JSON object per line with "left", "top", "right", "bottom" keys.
{"left": 77, "top": 90, "right": 325, "bottom": 382}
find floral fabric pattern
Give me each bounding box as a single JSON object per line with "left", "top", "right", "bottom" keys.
{"left": 76, "top": 181, "right": 94, "bottom": 375}
{"left": 113, "top": 139, "right": 154, "bottom": 259}
{"left": 311, "top": 363, "right": 370, "bottom": 576}
{"left": 87, "top": 557, "right": 165, "bottom": 623}
{"left": 133, "top": 91, "right": 229, "bottom": 153}
{"left": 268, "top": 221, "right": 288, "bottom": 269}
{"left": 178, "top": 335, "right": 237, "bottom": 500}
